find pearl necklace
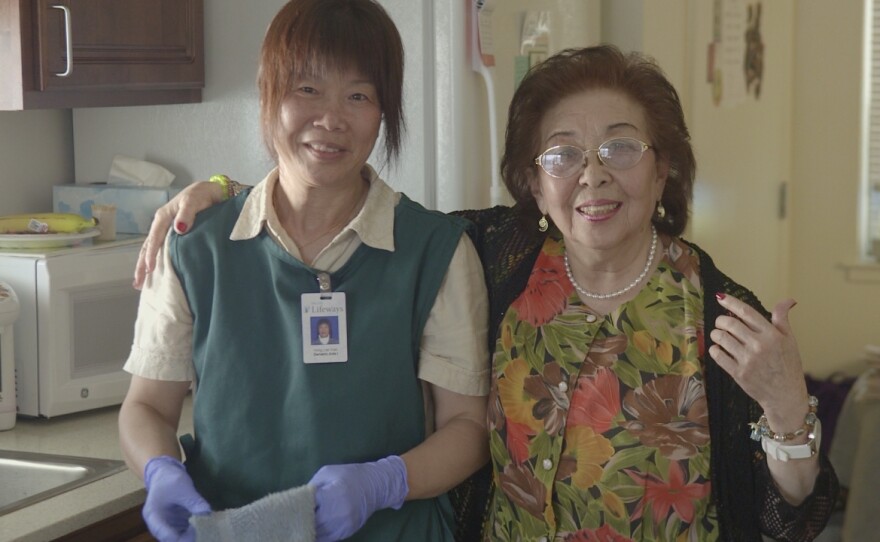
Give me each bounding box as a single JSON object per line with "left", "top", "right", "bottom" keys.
{"left": 564, "top": 226, "right": 658, "bottom": 300}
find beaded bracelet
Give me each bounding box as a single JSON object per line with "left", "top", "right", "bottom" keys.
{"left": 209, "top": 174, "right": 236, "bottom": 201}
{"left": 749, "top": 395, "right": 819, "bottom": 442}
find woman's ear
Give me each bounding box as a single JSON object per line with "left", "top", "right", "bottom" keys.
{"left": 655, "top": 155, "right": 670, "bottom": 198}
{"left": 529, "top": 173, "right": 546, "bottom": 215}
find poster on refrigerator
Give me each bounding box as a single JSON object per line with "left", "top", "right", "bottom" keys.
{"left": 514, "top": 12, "right": 550, "bottom": 89}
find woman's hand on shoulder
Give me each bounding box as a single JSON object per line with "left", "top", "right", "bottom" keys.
{"left": 133, "top": 180, "right": 226, "bottom": 290}
{"left": 708, "top": 294, "right": 810, "bottom": 422}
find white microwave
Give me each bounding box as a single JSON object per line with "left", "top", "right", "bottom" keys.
{"left": 0, "top": 237, "right": 143, "bottom": 417}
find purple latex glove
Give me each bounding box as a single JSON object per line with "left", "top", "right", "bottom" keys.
{"left": 142, "top": 455, "right": 211, "bottom": 542}
{"left": 309, "top": 455, "right": 409, "bottom": 542}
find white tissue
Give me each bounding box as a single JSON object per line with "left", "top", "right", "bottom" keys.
{"left": 108, "top": 155, "right": 175, "bottom": 188}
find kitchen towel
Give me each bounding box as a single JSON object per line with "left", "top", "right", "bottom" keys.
{"left": 190, "top": 484, "right": 315, "bottom": 542}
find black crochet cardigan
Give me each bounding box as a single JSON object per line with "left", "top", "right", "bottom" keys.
{"left": 450, "top": 205, "right": 839, "bottom": 542}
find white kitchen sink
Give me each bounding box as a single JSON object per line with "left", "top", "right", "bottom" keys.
{"left": 0, "top": 450, "right": 126, "bottom": 516}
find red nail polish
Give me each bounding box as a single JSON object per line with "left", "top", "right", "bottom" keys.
{"left": 715, "top": 292, "right": 726, "bottom": 300}
{"left": 176, "top": 222, "right": 188, "bottom": 233}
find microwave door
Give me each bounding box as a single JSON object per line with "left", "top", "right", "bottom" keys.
{"left": 38, "top": 248, "right": 139, "bottom": 417}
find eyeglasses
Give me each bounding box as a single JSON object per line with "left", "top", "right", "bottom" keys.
{"left": 534, "top": 137, "right": 652, "bottom": 178}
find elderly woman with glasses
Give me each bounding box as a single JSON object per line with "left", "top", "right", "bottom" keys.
{"left": 134, "top": 45, "right": 838, "bottom": 541}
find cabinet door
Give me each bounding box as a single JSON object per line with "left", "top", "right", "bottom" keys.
{"left": 24, "top": 0, "right": 203, "bottom": 107}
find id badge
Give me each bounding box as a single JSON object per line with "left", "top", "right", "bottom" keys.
{"left": 301, "top": 292, "right": 348, "bottom": 363}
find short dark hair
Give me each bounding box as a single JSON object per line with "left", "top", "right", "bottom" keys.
{"left": 315, "top": 318, "right": 332, "bottom": 339}
{"left": 258, "top": 0, "right": 405, "bottom": 167}
{"left": 501, "top": 45, "right": 695, "bottom": 236}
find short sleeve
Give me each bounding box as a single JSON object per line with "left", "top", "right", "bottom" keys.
{"left": 123, "top": 234, "right": 196, "bottom": 381}
{"left": 417, "top": 234, "right": 490, "bottom": 396}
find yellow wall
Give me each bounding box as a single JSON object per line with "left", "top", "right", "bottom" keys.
{"left": 791, "top": 0, "right": 880, "bottom": 376}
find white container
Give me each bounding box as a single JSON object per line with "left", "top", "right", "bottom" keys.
{"left": 0, "top": 281, "right": 20, "bottom": 430}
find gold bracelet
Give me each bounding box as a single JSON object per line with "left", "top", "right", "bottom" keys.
{"left": 209, "top": 174, "right": 235, "bottom": 201}
{"left": 749, "top": 395, "right": 819, "bottom": 443}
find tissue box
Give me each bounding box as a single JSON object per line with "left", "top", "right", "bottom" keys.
{"left": 53, "top": 184, "right": 178, "bottom": 234}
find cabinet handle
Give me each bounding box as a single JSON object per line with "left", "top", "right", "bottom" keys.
{"left": 51, "top": 5, "right": 73, "bottom": 77}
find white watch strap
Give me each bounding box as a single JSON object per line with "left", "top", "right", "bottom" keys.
{"left": 761, "top": 418, "right": 822, "bottom": 462}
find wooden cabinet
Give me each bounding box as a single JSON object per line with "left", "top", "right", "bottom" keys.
{"left": 0, "top": 0, "right": 204, "bottom": 110}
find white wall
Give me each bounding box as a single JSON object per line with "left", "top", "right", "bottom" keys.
{"left": 0, "top": 110, "right": 73, "bottom": 215}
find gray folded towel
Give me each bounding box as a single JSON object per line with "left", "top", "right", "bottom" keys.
{"left": 190, "top": 484, "right": 315, "bottom": 542}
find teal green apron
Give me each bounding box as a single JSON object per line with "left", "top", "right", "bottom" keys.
{"left": 171, "top": 192, "right": 467, "bottom": 541}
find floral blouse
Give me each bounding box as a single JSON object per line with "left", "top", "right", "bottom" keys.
{"left": 485, "top": 234, "right": 721, "bottom": 542}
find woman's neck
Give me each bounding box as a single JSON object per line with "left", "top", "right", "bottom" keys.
{"left": 564, "top": 227, "right": 662, "bottom": 313}
{"left": 273, "top": 168, "right": 369, "bottom": 262}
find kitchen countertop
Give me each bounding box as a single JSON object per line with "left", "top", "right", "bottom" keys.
{"left": 0, "top": 395, "right": 193, "bottom": 541}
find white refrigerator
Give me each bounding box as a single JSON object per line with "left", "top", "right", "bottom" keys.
{"left": 377, "top": 0, "right": 600, "bottom": 213}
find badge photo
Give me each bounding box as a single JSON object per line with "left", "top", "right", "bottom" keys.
{"left": 301, "top": 292, "right": 348, "bottom": 363}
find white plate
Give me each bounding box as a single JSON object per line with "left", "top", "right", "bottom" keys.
{"left": 0, "top": 229, "right": 100, "bottom": 249}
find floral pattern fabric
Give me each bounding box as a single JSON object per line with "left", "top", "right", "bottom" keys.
{"left": 486, "top": 234, "right": 721, "bottom": 542}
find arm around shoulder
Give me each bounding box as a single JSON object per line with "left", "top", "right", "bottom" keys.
{"left": 134, "top": 177, "right": 249, "bottom": 289}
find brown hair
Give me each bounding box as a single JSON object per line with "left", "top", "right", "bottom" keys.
{"left": 258, "top": 0, "right": 405, "bottom": 167}
{"left": 501, "top": 45, "right": 695, "bottom": 236}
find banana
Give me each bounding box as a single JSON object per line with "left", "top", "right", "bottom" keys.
{"left": 0, "top": 213, "right": 98, "bottom": 234}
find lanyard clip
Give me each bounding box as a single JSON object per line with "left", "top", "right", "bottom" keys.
{"left": 317, "top": 272, "right": 332, "bottom": 299}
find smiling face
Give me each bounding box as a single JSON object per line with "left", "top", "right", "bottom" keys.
{"left": 531, "top": 88, "right": 668, "bottom": 254}
{"left": 258, "top": 0, "right": 404, "bottom": 166}
{"left": 318, "top": 321, "right": 331, "bottom": 338}
{"left": 274, "top": 67, "right": 382, "bottom": 188}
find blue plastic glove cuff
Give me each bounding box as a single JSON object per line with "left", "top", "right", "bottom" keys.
{"left": 309, "top": 454, "right": 409, "bottom": 541}
{"left": 141, "top": 455, "right": 210, "bottom": 542}
{"left": 144, "top": 455, "right": 186, "bottom": 491}
{"left": 380, "top": 455, "right": 408, "bottom": 510}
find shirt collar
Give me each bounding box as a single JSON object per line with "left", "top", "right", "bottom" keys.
{"left": 229, "top": 165, "right": 398, "bottom": 252}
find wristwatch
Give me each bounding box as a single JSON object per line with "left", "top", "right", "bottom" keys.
{"left": 761, "top": 418, "right": 822, "bottom": 462}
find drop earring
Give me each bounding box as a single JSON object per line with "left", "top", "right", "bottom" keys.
{"left": 538, "top": 215, "right": 549, "bottom": 232}
{"left": 656, "top": 201, "right": 666, "bottom": 220}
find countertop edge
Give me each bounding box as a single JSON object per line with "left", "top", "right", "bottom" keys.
{"left": 6, "top": 473, "right": 145, "bottom": 542}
